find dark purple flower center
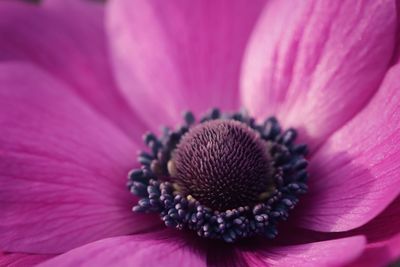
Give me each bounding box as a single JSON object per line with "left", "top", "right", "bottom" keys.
{"left": 128, "top": 109, "right": 308, "bottom": 242}
{"left": 172, "top": 120, "right": 273, "bottom": 211}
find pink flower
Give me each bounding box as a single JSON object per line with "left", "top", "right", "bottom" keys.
{"left": 1, "top": 0, "right": 399, "bottom": 266}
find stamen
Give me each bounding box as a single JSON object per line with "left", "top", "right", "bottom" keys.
{"left": 127, "top": 109, "right": 308, "bottom": 242}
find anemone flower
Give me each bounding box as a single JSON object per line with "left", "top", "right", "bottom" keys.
{"left": 1, "top": 0, "right": 400, "bottom": 266}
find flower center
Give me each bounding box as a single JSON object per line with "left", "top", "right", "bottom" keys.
{"left": 172, "top": 120, "right": 273, "bottom": 211}
{"left": 128, "top": 109, "right": 308, "bottom": 242}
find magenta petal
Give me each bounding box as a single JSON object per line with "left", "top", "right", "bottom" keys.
{"left": 380, "top": 235, "right": 400, "bottom": 264}
{"left": 347, "top": 234, "right": 400, "bottom": 267}
{"left": 241, "top": 0, "right": 397, "bottom": 149}
{"left": 241, "top": 236, "right": 366, "bottom": 267}
{"left": 298, "top": 64, "right": 400, "bottom": 232}
{"left": 37, "top": 232, "right": 207, "bottom": 267}
{"left": 0, "top": 1, "right": 144, "bottom": 138}
{"left": 43, "top": 0, "right": 86, "bottom": 7}
{"left": 0, "top": 63, "right": 160, "bottom": 254}
{"left": 206, "top": 244, "right": 248, "bottom": 267}
{"left": 0, "top": 252, "right": 52, "bottom": 267}
{"left": 107, "top": 0, "right": 266, "bottom": 130}
{"left": 348, "top": 196, "right": 400, "bottom": 243}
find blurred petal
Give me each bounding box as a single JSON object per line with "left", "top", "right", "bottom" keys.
{"left": 38, "top": 232, "right": 207, "bottom": 267}
{"left": 0, "top": 63, "right": 160, "bottom": 254}
{"left": 346, "top": 234, "right": 400, "bottom": 267}
{"left": 241, "top": 0, "right": 397, "bottom": 149}
{"left": 298, "top": 64, "right": 400, "bottom": 231}
{"left": 107, "top": 0, "right": 266, "bottom": 131}
{"left": 0, "top": 1, "right": 145, "bottom": 138}
{"left": 0, "top": 252, "right": 52, "bottom": 267}
{"left": 241, "top": 236, "right": 366, "bottom": 267}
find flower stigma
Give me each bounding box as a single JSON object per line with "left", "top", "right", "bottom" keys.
{"left": 128, "top": 109, "right": 308, "bottom": 243}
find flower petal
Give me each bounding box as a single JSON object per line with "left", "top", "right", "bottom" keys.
{"left": 0, "top": 1, "right": 145, "bottom": 138}
{"left": 347, "top": 234, "right": 400, "bottom": 267}
{"left": 0, "top": 252, "right": 52, "bottom": 267}
{"left": 348, "top": 196, "right": 400, "bottom": 242}
{"left": 0, "top": 63, "right": 160, "bottom": 254}
{"left": 107, "top": 0, "right": 266, "bottom": 130}
{"left": 206, "top": 243, "right": 248, "bottom": 267}
{"left": 241, "top": 0, "right": 397, "bottom": 148}
{"left": 241, "top": 236, "right": 366, "bottom": 267}
{"left": 38, "top": 231, "right": 207, "bottom": 267}
{"left": 298, "top": 64, "right": 400, "bottom": 231}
